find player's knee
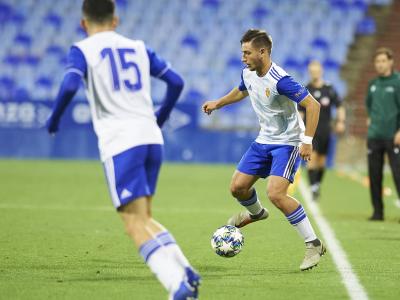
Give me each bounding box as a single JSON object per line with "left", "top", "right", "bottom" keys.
{"left": 267, "top": 188, "right": 285, "bottom": 208}
{"left": 230, "top": 183, "right": 248, "bottom": 199}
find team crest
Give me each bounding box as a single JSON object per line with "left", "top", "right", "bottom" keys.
{"left": 265, "top": 88, "right": 270, "bottom": 97}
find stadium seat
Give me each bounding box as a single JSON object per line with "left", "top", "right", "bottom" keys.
{"left": 0, "top": 0, "right": 388, "bottom": 107}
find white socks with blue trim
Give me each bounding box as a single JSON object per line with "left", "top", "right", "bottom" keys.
{"left": 286, "top": 204, "right": 317, "bottom": 243}
{"left": 156, "top": 231, "right": 191, "bottom": 268}
{"left": 237, "top": 189, "right": 264, "bottom": 216}
{"left": 139, "top": 235, "right": 184, "bottom": 292}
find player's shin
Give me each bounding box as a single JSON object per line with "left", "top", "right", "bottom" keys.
{"left": 236, "top": 188, "right": 264, "bottom": 216}
{"left": 139, "top": 238, "right": 184, "bottom": 293}
{"left": 286, "top": 204, "right": 317, "bottom": 243}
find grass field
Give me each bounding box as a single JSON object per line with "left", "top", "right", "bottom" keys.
{"left": 1, "top": 160, "right": 399, "bottom": 300}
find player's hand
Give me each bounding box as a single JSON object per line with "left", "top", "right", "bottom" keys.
{"left": 202, "top": 100, "right": 219, "bottom": 115}
{"left": 335, "top": 120, "right": 345, "bottom": 134}
{"left": 46, "top": 116, "right": 59, "bottom": 135}
{"left": 299, "top": 143, "right": 312, "bottom": 161}
{"left": 394, "top": 130, "right": 400, "bottom": 145}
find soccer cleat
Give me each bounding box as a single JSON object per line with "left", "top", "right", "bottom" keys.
{"left": 170, "top": 281, "right": 196, "bottom": 300}
{"left": 300, "top": 239, "right": 326, "bottom": 271}
{"left": 227, "top": 208, "right": 269, "bottom": 228}
{"left": 185, "top": 267, "right": 201, "bottom": 299}
{"left": 312, "top": 190, "right": 320, "bottom": 202}
{"left": 169, "top": 267, "right": 201, "bottom": 300}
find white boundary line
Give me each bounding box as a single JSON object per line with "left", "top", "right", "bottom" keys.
{"left": 299, "top": 180, "right": 369, "bottom": 300}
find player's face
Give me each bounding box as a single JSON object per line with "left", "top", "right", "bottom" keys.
{"left": 308, "top": 63, "right": 323, "bottom": 81}
{"left": 374, "top": 53, "right": 393, "bottom": 76}
{"left": 241, "top": 42, "right": 263, "bottom": 71}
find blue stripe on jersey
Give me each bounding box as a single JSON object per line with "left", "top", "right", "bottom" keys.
{"left": 238, "top": 69, "right": 247, "bottom": 91}
{"left": 276, "top": 76, "right": 309, "bottom": 103}
{"left": 270, "top": 67, "right": 282, "bottom": 80}
{"left": 146, "top": 47, "right": 169, "bottom": 78}
{"left": 269, "top": 71, "right": 281, "bottom": 81}
{"left": 66, "top": 46, "right": 87, "bottom": 77}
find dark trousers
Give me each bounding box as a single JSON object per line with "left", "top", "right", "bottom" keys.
{"left": 367, "top": 139, "right": 400, "bottom": 217}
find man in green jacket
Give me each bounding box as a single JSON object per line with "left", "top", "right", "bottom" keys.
{"left": 366, "top": 47, "right": 400, "bottom": 221}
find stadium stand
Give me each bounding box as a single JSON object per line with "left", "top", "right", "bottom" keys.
{"left": 0, "top": 0, "right": 393, "bottom": 130}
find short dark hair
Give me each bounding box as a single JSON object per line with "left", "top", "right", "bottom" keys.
{"left": 374, "top": 47, "right": 394, "bottom": 60}
{"left": 240, "top": 29, "right": 273, "bottom": 54}
{"left": 82, "top": 0, "right": 115, "bottom": 23}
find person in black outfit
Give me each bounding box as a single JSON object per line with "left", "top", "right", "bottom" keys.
{"left": 365, "top": 48, "right": 400, "bottom": 221}
{"left": 299, "top": 61, "right": 346, "bottom": 201}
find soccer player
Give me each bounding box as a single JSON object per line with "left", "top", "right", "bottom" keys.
{"left": 45, "top": 1, "right": 200, "bottom": 298}
{"left": 365, "top": 47, "right": 400, "bottom": 221}
{"left": 298, "top": 61, "right": 346, "bottom": 201}
{"left": 202, "top": 29, "right": 325, "bottom": 271}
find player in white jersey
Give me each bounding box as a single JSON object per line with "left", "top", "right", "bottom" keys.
{"left": 46, "top": 1, "right": 200, "bottom": 299}
{"left": 202, "top": 29, "right": 326, "bottom": 271}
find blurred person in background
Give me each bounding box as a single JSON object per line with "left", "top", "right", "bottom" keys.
{"left": 365, "top": 47, "right": 400, "bottom": 221}
{"left": 299, "top": 61, "right": 346, "bottom": 201}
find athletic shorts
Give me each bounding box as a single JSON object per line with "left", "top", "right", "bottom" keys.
{"left": 237, "top": 142, "right": 300, "bottom": 183}
{"left": 103, "top": 144, "right": 163, "bottom": 209}
{"left": 313, "top": 131, "right": 330, "bottom": 155}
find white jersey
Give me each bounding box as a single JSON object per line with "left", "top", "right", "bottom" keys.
{"left": 73, "top": 31, "right": 164, "bottom": 161}
{"left": 240, "top": 62, "right": 307, "bottom": 146}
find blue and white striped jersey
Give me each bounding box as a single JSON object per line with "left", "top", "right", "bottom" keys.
{"left": 239, "top": 62, "right": 308, "bottom": 146}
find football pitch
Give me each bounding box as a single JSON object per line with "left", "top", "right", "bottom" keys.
{"left": 1, "top": 160, "right": 399, "bottom": 300}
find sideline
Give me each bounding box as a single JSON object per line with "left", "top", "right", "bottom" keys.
{"left": 299, "top": 179, "right": 369, "bottom": 300}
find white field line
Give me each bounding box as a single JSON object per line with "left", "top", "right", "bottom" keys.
{"left": 299, "top": 180, "right": 369, "bottom": 300}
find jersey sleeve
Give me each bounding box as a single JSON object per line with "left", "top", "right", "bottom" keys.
{"left": 238, "top": 70, "right": 247, "bottom": 91}
{"left": 66, "top": 46, "right": 87, "bottom": 78}
{"left": 276, "top": 76, "right": 309, "bottom": 103}
{"left": 146, "top": 47, "right": 170, "bottom": 78}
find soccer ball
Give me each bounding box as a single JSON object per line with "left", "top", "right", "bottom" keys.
{"left": 211, "top": 225, "right": 244, "bottom": 257}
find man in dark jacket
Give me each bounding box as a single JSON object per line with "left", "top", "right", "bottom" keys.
{"left": 366, "top": 47, "right": 400, "bottom": 221}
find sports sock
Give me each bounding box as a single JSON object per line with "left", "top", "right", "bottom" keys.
{"left": 286, "top": 204, "right": 317, "bottom": 243}
{"left": 139, "top": 238, "right": 184, "bottom": 292}
{"left": 308, "top": 169, "right": 318, "bottom": 186}
{"left": 316, "top": 168, "right": 325, "bottom": 185}
{"left": 237, "top": 188, "right": 263, "bottom": 216}
{"left": 156, "top": 231, "right": 191, "bottom": 268}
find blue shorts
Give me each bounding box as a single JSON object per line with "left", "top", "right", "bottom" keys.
{"left": 103, "top": 144, "right": 163, "bottom": 209}
{"left": 237, "top": 142, "right": 300, "bottom": 183}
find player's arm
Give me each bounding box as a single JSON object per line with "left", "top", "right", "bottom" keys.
{"left": 394, "top": 83, "right": 400, "bottom": 145}
{"left": 331, "top": 87, "right": 346, "bottom": 134}
{"left": 277, "top": 76, "right": 320, "bottom": 161}
{"left": 365, "top": 81, "right": 373, "bottom": 127}
{"left": 46, "top": 47, "right": 86, "bottom": 134}
{"left": 202, "top": 87, "right": 248, "bottom": 115}
{"left": 147, "top": 47, "right": 184, "bottom": 127}
{"left": 202, "top": 70, "right": 249, "bottom": 115}
{"left": 298, "top": 95, "right": 320, "bottom": 141}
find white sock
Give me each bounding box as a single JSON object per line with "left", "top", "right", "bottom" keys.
{"left": 286, "top": 204, "right": 317, "bottom": 242}
{"left": 237, "top": 189, "right": 263, "bottom": 215}
{"left": 139, "top": 238, "right": 184, "bottom": 292}
{"left": 156, "top": 231, "right": 191, "bottom": 268}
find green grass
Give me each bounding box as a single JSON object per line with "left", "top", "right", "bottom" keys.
{"left": 0, "top": 160, "right": 399, "bottom": 299}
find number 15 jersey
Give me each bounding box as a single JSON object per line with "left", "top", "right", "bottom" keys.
{"left": 69, "top": 31, "right": 168, "bottom": 161}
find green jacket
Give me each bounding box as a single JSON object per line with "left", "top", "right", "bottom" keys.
{"left": 366, "top": 73, "right": 400, "bottom": 139}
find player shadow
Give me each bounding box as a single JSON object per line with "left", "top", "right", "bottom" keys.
{"left": 61, "top": 275, "right": 154, "bottom": 282}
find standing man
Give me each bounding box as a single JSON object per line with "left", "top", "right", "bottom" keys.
{"left": 299, "top": 61, "right": 346, "bottom": 201}
{"left": 202, "top": 29, "right": 325, "bottom": 271}
{"left": 366, "top": 47, "right": 400, "bottom": 221}
{"left": 46, "top": 1, "right": 200, "bottom": 299}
